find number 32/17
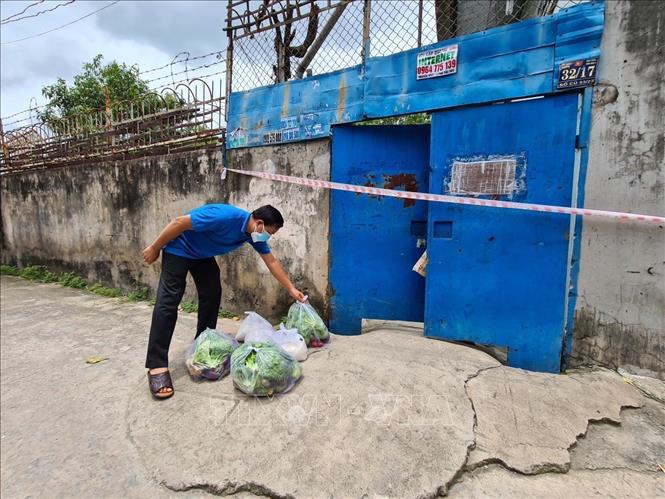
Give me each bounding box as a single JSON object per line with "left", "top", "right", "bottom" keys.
{"left": 561, "top": 63, "right": 596, "bottom": 81}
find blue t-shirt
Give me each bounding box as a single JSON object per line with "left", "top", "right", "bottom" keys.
{"left": 163, "top": 204, "right": 271, "bottom": 259}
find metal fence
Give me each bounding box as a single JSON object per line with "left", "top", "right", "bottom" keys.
{"left": 0, "top": 79, "right": 225, "bottom": 174}
{"left": 226, "top": 0, "right": 587, "bottom": 92}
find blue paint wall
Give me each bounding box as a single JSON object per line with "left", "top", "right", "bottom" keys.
{"left": 329, "top": 125, "right": 430, "bottom": 334}
{"left": 227, "top": 1, "right": 604, "bottom": 148}
{"left": 426, "top": 93, "right": 581, "bottom": 372}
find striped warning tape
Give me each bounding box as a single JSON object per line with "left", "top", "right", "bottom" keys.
{"left": 221, "top": 168, "right": 665, "bottom": 224}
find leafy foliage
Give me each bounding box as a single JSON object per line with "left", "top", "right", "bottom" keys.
{"left": 88, "top": 283, "right": 124, "bottom": 297}
{"left": 358, "top": 113, "right": 431, "bottom": 126}
{"left": 1, "top": 264, "right": 148, "bottom": 301}
{"left": 127, "top": 287, "right": 150, "bottom": 302}
{"left": 231, "top": 342, "right": 302, "bottom": 396}
{"left": 181, "top": 301, "right": 199, "bottom": 313}
{"left": 284, "top": 301, "right": 329, "bottom": 345}
{"left": 58, "top": 272, "right": 88, "bottom": 289}
{"left": 39, "top": 54, "right": 181, "bottom": 132}
{"left": 185, "top": 329, "right": 238, "bottom": 380}
{"left": 0, "top": 265, "right": 21, "bottom": 276}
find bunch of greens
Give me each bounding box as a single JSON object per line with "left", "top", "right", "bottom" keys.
{"left": 231, "top": 342, "right": 302, "bottom": 396}
{"left": 284, "top": 301, "right": 330, "bottom": 346}
{"left": 186, "top": 328, "right": 238, "bottom": 380}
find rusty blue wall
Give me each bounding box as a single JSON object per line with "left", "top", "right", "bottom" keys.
{"left": 227, "top": 1, "right": 604, "bottom": 149}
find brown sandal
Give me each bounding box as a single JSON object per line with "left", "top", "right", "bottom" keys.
{"left": 148, "top": 370, "right": 174, "bottom": 400}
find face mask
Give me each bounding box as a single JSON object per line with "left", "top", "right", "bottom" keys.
{"left": 251, "top": 223, "right": 271, "bottom": 243}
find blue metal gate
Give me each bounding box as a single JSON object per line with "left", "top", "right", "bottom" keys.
{"left": 425, "top": 93, "right": 580, "bottom": 372}
{"left": 330, "top": 125, "right": 430, "bottom": 334}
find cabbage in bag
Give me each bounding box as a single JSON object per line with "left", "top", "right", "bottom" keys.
{"left": 231, "top": 342, "right": 302, "bottom": 396}
{"left": 185, "top": 328, "right": 238, "bottom": 380}
{"left": 284, "top": 301, "right": 330, "bottom": 346}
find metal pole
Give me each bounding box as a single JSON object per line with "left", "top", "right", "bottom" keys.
{"left": 0, "top": 118, "right": 9, "bottom": 168}
{"left": 418, "top": 0, "right": 423, "bottom": 47}
{"left": 362, "top": 0, "right": 372, "bottom": 65}
{"left": 295, "top": 1, "right": 350, "bottom": 79}
{"left": 224, "top": 0, "right": 234, "bottom": 123}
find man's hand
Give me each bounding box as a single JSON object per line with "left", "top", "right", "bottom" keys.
{"left": 143, "top": 216, "right": 192, "bottom": 265}
{"left": 260, "top": 253, "right": 306, "bottom": 302}
{"left": 288, "top": 287, "right": 306, "bottom": 303}
{"left": 143, "top": 245, "right": 160, "bottom": 265}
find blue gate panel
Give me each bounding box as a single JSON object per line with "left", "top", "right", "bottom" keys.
{"left": 226, "top": 2, "right": 604, "bottom": 149}
{"left": 330, "top": 125, "right": 430, "bottom": 334}
{"left": 426, "top": 93, "right": 579, "bottom": 373}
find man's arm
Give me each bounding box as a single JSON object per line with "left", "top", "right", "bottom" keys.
{"left": 143, "top": 215, "right": 193, "bottom": 264}
{"left": 260, "top": 253, "right": 306, "bottom": 302}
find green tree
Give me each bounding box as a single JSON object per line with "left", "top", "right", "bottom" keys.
{"left": 358, "top": 112, "right": 431, "bottom": 126}
{"left": 39, "top": 55, "right": 179, "bottom": 133}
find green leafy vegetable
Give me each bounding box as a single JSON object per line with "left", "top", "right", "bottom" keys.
{"left": 186, "top": 328, "right": 238, "bottom": 380}
{"left": 231, "top": 342, "right": 302, "bottom": 396}
{"left": 284, "top": 302, "right": 329, "bottom": 346}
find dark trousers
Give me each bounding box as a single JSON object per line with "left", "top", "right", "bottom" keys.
{"left": 145, "top": 251, "right": 222, "bottom": 369}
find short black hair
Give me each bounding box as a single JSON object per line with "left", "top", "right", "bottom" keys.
{"left": 252, "top": 205, "right": 284, "bottom": 228}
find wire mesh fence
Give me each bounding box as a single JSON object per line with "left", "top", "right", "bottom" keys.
{"left": 0, "top": 79, "right": 225, "bottom": 174}
{"left": 226, "top": 0, "right": 588, "bottom": 92}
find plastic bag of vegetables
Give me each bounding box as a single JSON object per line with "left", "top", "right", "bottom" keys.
{"left": 185, "top": 328, "right": 238, "bottom": 380}
{"left": 239, "top": 312, "right": 307, "bottom": 360}
{"left": 284, "top": 300, "right": 330, "bottom": 347}
{"left": 231, "top": 342, "right": 303, "bottom": 396}
{"left": 271, "top": 324, "right": 308, "bottom": 361}
{"left": 236, "top": 311, "right": 274, "bottom": 342}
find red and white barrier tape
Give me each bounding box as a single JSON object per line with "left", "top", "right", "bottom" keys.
{"left": 221, "top": 168, "right": 665, "bottom": 224}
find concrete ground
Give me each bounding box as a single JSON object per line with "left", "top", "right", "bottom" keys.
{"left": 1, "top": 276, "right": 664, "bottom": 498}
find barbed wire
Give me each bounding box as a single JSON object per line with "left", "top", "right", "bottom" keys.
{"left": 143, "top": 59, "right": 226, "bottom": 85}
{"left": 1, "top": 51, "right": 226, "bottom": 124}
{"left": 139, "top": 50, "right": 224, "bottom": 76}
{"left": 151, "top": 70, "right": 226, "bottom": 91}
{"left": 1, "top": 0, "right": 76, "bottom": 26}
{"left": 2, "top": 69, "right": 227, "bottom": 130}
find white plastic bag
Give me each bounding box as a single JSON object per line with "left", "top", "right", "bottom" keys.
{"left": 245, "top": 325, "right": 274, "bottom": 344}
{"left": 271, "top": 324, "right": 308, "bottom": 361}
{"left": 236, "top": 311, "right": 274, "bottom": 342}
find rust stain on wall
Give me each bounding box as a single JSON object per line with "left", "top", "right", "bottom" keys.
{"left": 383, "top": 173, "right": 418, "bottom": 207}
{"left": 281, "top": 84, "right": 290, "bottom": 119}
{"left": 336, "top": 72, "right": 347, "bottom": 122}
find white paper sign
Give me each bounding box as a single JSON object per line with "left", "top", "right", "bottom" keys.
{"left": 416, "top": 44, "right": 458, "bottom": 80}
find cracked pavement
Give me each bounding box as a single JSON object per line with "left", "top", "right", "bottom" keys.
{"left": 1, "top": 276, "right": 664, "bottom": 498}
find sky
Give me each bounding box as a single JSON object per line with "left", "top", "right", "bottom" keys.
{"left": 0, "top": 0, "right": 228, "bottom": 128}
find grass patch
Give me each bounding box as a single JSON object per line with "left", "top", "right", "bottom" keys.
{"left": 58, "top": 272, "right": 88, "bottom": 289}
{"left": 88, "top": 283, "right": 124, "bottom": 298}
{"left": 21, "top": 265, "right": 59, "bottom": 283}
{"left": 179, "top": 302, "right": 239, "bottom": 319}
{"left": 1, "top": 264, "right": 150, "bottom": 302}
{"left": 218, "top": 309, "right": 237, "bottom": 319}
{"left": 180, "top": 301, "right": 199, "bottom": 313}
{"left": 2, "top": 264, "right": 240, "bottom": 319}
{"left": 0, "top": 265, "right": 21, "bottom": 276}
{"left": 127, "top": 287, "right": 150, "bottom": 302}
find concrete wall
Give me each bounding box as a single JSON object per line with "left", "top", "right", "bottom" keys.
{"left": 0, "top": 141, "right": 331, "bottom": 322}
{"left": 572, "top": 0, "right": 665, "bottom": 378}
{"left": 223, "top": 140, "right": 331, "bottom": 320}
